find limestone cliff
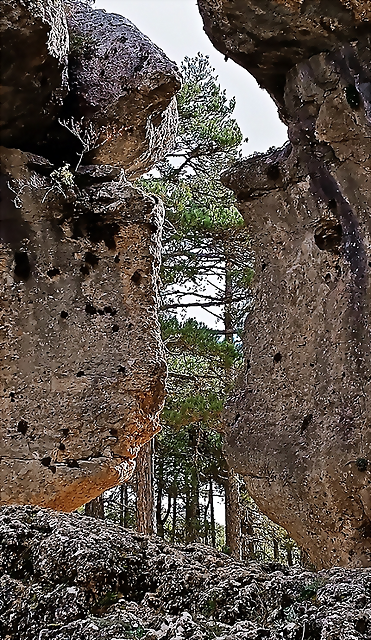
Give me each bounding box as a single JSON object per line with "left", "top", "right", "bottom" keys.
{"left": 0, "top": 1, "right": 180, "bottom": 509}
{"left": 197, "top": 0, "right": 371, "bottom": 568}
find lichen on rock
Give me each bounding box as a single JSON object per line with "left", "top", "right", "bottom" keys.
{"left": 0, "top": 506, "right": 370, "bottom": 640}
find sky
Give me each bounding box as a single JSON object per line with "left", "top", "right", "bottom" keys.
{"left": 94, "top": 0, "right": 288, "bottom": 156}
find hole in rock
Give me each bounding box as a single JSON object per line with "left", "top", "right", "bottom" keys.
{"left": 17, "top": 419, "right": 28, "bottom": 435}
{"left": 118, "top": 365, "right": 126, "bottom": 374}
{"left": 356, "top": 458, "right": 368, "bottom": 472}
{"left": 104, "top": 306, "right": 117, "bottom": 316}
{"left": 41, "top": 456, "right": 51, "bottom": 467}
{"left": 62, "top": 428, "right": 69, "bottom": 437}
{"left": 98, "top": 309, "right": 105, "bottom": 315}
{"left": 80, "top": 264, "right": 90, "bottom": 276}
{"left": 273, "top": 352, "right": 282, "bottom": 363}
{"left": 50, "top": 465, "right": 56, "bottom": 474}
{"left": 66, "top": 459, "right": 80, "bottom": 468}
{"left": 345, "top": 85, "right": 361, "bottom": 109}
{"left": 9, "top": 392, "right": 15, "bottom": 403}
{"left": 47, "top": 268, "right": 60, "bottom": 278}
{"left": 60, "top": 310, "right": 69, "bottom": 319}
{"left": 301, "top": 414, "right": 313, "bottom": 434}
{"left": 85, "top": 252, "right": 100, "bottom": 267}
{"left": 59, "top": 443, "right": 66, "bottom": 451}
{"left": 328, "top": 199, "right": 337, "bottom": 211}
{"left": 76, "top": 371, "right": 85, "bottom": 377}
{"left": 14, "top": 251, "right": 31, "bottom": 281}
{"left": 85, "top": 303, "right": 97, "bottom": 315}
{"left": 114, "top": 254, "right": 120, "bottom": 263}
{"left": 112, "top": 324, "right": 119, "bottom": 333}
{"left": 266, "top": 163, "right": 281, "bottom": 181}
{"left": 131, "top": 270, "right": 142, "bottom": 285}
{"left": 262, "top": 262, "right": 267, "bottom": 271}
{"left": 110, "top": 428, "right": 118, "bottom": 437}
{"left": 314, "top": 220, "right": 342, "bottom": 252}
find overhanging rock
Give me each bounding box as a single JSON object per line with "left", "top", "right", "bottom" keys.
{"left": 198, "top": 0, "right": 371, "bottom": 568}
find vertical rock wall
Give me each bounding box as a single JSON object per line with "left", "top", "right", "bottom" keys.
{"left": 0, "top": 1, "right": 180, "bottom": 509}
{"left": 197, "top": 0, "right": 371, "bottom": 568}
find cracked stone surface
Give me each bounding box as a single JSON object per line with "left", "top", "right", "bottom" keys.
{"left": 0, "top": 148, "right": 166, "bottom": 510}
{"left": 197, "top": 0, "right": 371, "bottom": 568}
{"left": 0, "top": 506, "right": 370, "bottom": 640}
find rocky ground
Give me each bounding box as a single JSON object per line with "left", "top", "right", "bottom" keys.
{"left": 0, "top": 506, "right": 370, "bottom": 639}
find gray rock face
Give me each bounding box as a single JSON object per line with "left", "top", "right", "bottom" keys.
{"left": 0, "top": 0, "right": 69, "bottom": 150}
{"left": 196, "top": 0, "right": 371, "bottom": 109}
{"left": 63, "top": 1, "right": 181, "bottom": 178}
{"left": 0, "top": 0, "right": 180, "bottom": 176}
{"left": 197, "top": 0, "right": 371, "bottom": 568}
{"left": 0, "top": 506, "right": 370, "bottom": 640}
{"left": 0, "top": 148, "right": 166, "bottom": 510}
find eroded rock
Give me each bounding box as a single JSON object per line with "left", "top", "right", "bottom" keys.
{"left": 0, "top": 148, "right": 166, "bottom": 510}
{"left": 197, "top": 0, "right": 371, "bottom": 568}
{"left": 0, "top": 506, "right": 370, "bottom": 640}
{"left": 54, "top": 1, "right": 181, "bottom": 177}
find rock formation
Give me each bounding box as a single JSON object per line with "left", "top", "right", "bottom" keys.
{"left": 1, "top": 506, "right": 370, "bottom": 639}
{"left": 197, "top": 0, "right": 371, "bottom": 568}
{"left": 0, "top": 1, "right": 180, "bottom": 509}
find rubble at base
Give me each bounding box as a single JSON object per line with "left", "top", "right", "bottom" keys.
{"left": 0, "top": 506, "right": 370, "bottom": 639}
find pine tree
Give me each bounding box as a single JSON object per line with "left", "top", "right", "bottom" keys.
{"left": 140, "top": 54, "right": 253, "bottom": 548}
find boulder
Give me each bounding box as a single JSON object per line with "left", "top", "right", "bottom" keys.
{"left": 0, "top": 0, "right": 69, "bottom": 150}
{"left": 0, "top": 147, "right": 166, "bottom": 510}
{"left": 58, "top": 1, "right": 181, "bottom": 178}
{"left": 197, "top": 0, "right": 371, "bottom": 568}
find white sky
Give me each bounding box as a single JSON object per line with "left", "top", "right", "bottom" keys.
{"left": 94, "top": 0, "right": 288, "bottom": 155}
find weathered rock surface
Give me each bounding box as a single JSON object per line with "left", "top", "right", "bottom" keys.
{"left": 0, "top": 0, "right": 69, "bottom": 150}
{"left": 197, "top": 0, "right": 371, "bottom": 568}
{"left": 1, "top": 506, "right": 370, "bottom": 640}
{"left": 197, "top": 0, "right": 371, "bottom": 110}
{"left": 0, "top": 147, "right": 166, "bottom": 510}
{"left": 0, "top": 1, "right": 182, "bottom": 507}
{"left": 0, "top": 0, "right": 180, "bottom": 177}
{"left": 63, "top": 1, "right": 181, "bottom": 178}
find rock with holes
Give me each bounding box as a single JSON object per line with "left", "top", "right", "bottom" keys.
{"left": 0, "top": 147, "right": 166, "bottom": 510}
{"left": 0, "top": 506, "right": 371, "bottom": 640}
{"left": 197, "top": 0, "right": 371, "bottom": 568}
{"left": 56, "top": 1, "right": 181, "bottom": 178}
{"left": 0, "top": 0, "right": 69, "bottom": 150}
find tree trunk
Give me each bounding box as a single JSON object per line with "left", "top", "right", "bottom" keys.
{"left": 119, "top": 485, "right": 124, "bottom": 527}
{"left": 225, "top": 467, "right": 241, "bottom": 559}
{"left": 209, "top": 479, "right": 216, "bottom": 548}
{"left": 273, "top": 538, "right": 279, "bottom": 561}
{"left": 185, "top": 465, "right": 200, "bottom": 542}
{"left": 85, "top": 494, "right": 105, "bottom": 519}
{"left": 136, "top": 439, "right": 155, "bottom": 535}
{"left": 286, "top": 544, "right": 294, "bottom": 567}
{"left": 156, "top": 459, "right": 164, "bottom": 537}
{"left": 171, "top": 492, "right": 177, "bottom": 543}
